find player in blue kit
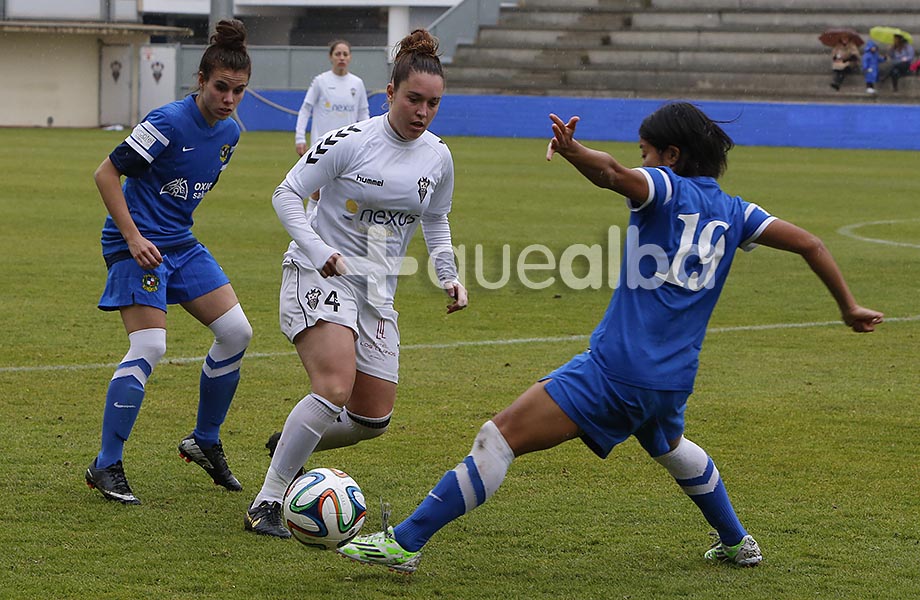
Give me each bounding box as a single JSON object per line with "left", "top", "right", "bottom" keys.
{"left": 85, "top": 19, "right": 253, "bottom": 505}
{"left": 337, "top": 102, "right": 884, "bottom": 572}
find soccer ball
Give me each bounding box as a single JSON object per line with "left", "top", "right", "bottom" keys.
{"left": 283, "top": 468, "right": 367, "bottom": 550}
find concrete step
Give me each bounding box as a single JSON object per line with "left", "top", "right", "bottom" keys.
{"left": 477, "top": 27, "right": 824, "bottom": 51}
{"left": 453, "top": 46, "right": 828, "bottom": 73}
{"left": 520, "top": 0, "right": 647, "bottom": 8}
{"left": 648, "top": 0, "right": 920, "bottom": 11}
{"left": 498, "top": 8, "right": 632, "bottom": 30}
{"left": 631, "top": 11, "right": 920, "bottom": 32}
{"left": 498, "top": 7, "right": 920, "bottom": 33}
{"left": 445, "top": 65, "right": 920, "bottom": 97}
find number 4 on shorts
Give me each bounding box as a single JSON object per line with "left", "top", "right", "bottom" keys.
{"left": 324, "top": 290, "right": 340, "bottom": 311}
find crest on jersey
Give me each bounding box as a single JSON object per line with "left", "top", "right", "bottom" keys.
{"left": 220, "top": 144, "right": 231, "bottom": 163}
{"left": 141, "top": 274, "right": 160, "bottom": 292}
{"left": 305, "top": 287, "right": 322, "bottom": 310}
{"left": 160, "top": 178, "right": 188, "bottom": 200}
{"left": 417, "top": 177, "right": 431, "bottom": 203}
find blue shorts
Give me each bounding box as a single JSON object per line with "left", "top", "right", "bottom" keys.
{"left": 542, "top": 351, "right": 690, "bottom": 459}
{"left": 98, "top": 243, "right": 230, "bottom": 311}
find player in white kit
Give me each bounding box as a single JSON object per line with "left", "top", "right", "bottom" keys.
{"left": 294, "top": 39, "right": 369, "bottom": 158}
{"left": 245, "top": 29, "right": 468, "bottom": 537}
{"left": 294, "top": 39, "right": 370, "bottom": 206}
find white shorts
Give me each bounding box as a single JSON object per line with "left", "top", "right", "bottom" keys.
{"left": 279, "top": 258, "right": 400, "bottom": 383}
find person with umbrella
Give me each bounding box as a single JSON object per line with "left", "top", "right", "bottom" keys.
{"left": 828, "top": 32, "right": 861, "bottom": 91}
{"left": 877, "top": 30, "right": 915, "bottom": 91}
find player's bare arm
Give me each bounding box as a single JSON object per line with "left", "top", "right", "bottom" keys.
{"left": 546, "top": 113, "right": 649, "bottom": 201}
{"left": 94, "top": 158, "right": 162, "bottom": 269}
{"left": 756, "top": 218, "right": 883, "bottom": 332}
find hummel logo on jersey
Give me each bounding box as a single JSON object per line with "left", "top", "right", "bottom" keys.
{"left": 304, "top": 125, "right": 361, "bottom": 164}
{"left": 182, "top": 146, "right": 195, "bottom": 152}
{"left": 160, "top": 178, "right": 188, "bottom": 200}
{"left": 356, "top": 174, "right": 384, "bottom": 187}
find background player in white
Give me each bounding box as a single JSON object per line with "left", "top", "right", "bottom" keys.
{"left": 337, "top": 102, "right": 884, "bottom": 572}
{"left": 294, "top": 39, "right": 370, "bottom": 204}
{"left": 245, "top": 29, "right": 467, "bottom": 537}
{"left": 85, "top": 20, "right": 253, "bottom": 505}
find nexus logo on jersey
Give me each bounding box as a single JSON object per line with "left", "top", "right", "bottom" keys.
{"left": 304, "top": 124, "right": 361, "bottom": 164}
{"left": 357, "top": 209, "right": 419, "bottom": 228}
{"left": 160, "top": 178, "right": 188, "bottom": 200}
{"left": 417, "top": 177, "right": 431, "bottom": 203}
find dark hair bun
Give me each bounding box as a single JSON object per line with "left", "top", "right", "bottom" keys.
{"left": 395, "top": 29, "right": 439, "bottom": 61}
{"left": 211, "top": 19, "right": 247, "bottom": 52}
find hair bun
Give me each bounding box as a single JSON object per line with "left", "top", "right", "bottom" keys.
{"left": 211, "top": 18, "right": 248, "bottom": 52}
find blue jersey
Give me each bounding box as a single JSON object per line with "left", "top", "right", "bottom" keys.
{"left": 589, "top": 166, "right": 775, "bottom": 392}
{"left": 101, "top": 94, "right": 239, "bottom": 256}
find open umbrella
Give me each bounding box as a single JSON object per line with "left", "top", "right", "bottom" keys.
{"left": 869, "top": 26, "right": 913, "bottom": 45}
{"left": 819, "top": 27, "right": 864, "bottom": 47}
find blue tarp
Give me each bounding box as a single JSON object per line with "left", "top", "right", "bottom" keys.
{"left": 237, "top": 90, "right": 920, "bottom": 151}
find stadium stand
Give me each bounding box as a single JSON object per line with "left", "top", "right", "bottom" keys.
{"left": 444, "top": 0, "right": 920, "bottom": 102}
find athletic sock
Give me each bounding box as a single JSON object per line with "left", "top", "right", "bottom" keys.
{"left": 194, "top": 305, "right": 251, "bottom": 447}
{"left": 394, "top": 420, "right": 514, "bottom": 552}
{"left": 251, "top": 393, "right": 341, "bottom": 507}
{"left": 96, "top": 328, "right": 166, "bottom": 468}
{"left": 655, "top": 437, "right": 747, "bottom": 546}
{"left": 314, "top": 409, "right": 391, "bottom": 451}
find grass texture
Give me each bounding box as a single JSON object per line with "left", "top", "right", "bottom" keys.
{"left": 0, "top": 126, "right": 918, "bottom": 599}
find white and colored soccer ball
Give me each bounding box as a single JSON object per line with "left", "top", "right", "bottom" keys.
{"left": 283, "top": 468, "right": 367, "bottom": 550}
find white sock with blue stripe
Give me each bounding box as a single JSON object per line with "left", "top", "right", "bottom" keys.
{"left": 394, "top": 420, "right": 514, "bottom": 552}
{"left": 195, "top": 304, "right": 252, "bottom": 446}
{"left": 655, "top": 436, "right": 747, "bottom": 546}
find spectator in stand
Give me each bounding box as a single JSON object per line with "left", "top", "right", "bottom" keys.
{"left": 880, "top": 34, "right": 915, "bottom": 91}
{"left": 830, "top": 34, "right": 861, "bottom": 91}
{"left": 862, "top": 40, "right": 884, "bottom": 94}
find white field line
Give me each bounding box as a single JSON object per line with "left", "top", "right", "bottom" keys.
{"left": 837, "top": 219, "right": 920, "bottom": 249}
{"left": 2, "top": 315, "right": 918, "bottom": 374}
{"left": 4, "top": 218, "right": 912, "bottom": 375}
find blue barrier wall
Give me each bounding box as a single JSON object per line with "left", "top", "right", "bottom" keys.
{"left": 237, "top": 91, "right": 920, "bottom": 151}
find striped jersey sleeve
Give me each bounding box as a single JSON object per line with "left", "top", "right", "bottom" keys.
{"left": 629, "top": 167, "right": 673, "bottom": 211}
{"left": 738, "top": 201, "right": 776, "bottom": 251}
{"left": 109, "top": 112, "right": 173, "bottom": 177}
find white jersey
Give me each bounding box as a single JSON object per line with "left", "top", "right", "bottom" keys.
{"left": 274, "top": 114, "right": 458, "bottom": 306}
{"left": 294, "top": 71, "right": 370, "bottom": 146}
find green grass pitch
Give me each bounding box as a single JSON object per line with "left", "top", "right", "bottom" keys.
{"left": 0, "top": 126, "right": 917, "bottom": 599}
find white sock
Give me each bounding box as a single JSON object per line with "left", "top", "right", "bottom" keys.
{"left": 251, "top": 393, "right": 341, "bottom": 507}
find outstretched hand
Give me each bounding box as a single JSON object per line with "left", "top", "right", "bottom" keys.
{"left": 843, "top": 305, "right": 884, "bottom": 332}
{"left": 546, "top": 113, "right": 580, "bottom": 161}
